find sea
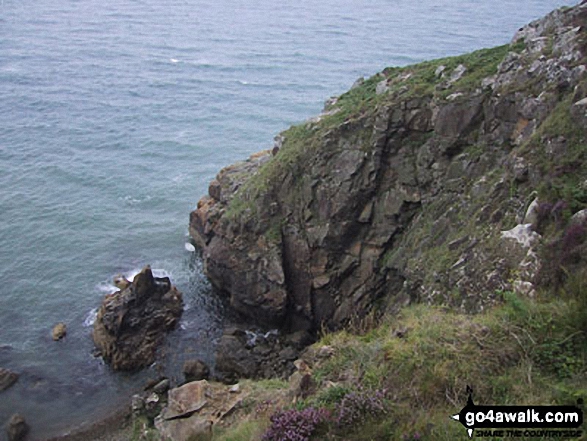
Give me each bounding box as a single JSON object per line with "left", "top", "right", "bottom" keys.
{"left": 0, "top": 0, "right": 574, "bottom": 438}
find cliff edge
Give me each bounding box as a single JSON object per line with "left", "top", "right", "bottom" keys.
{"left": 190, "top": 2, "right": 587, "bottom": 334}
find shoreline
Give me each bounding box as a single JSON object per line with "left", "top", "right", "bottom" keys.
{"left": 42, "top": 405, "right": 132, "bottom": 441}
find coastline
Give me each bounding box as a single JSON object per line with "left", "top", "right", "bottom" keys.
{"left": 42, "top": 406, "right": 132, "bottom": 441}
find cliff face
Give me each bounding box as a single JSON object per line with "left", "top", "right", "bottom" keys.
{"left": 190, "top": 3, "right": 587, "bottom": 333}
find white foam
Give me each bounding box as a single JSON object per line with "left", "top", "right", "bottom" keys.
{"left": 126, "top": 267, "right": 172, "bottom": 281}
{"left": 83, "top": 308, "right": 98, "bottom": 327}
{"left": 96, "top": 282, "right": 118, "bottom": 294}
{"left": 119, "top": 195, "right": 152, "bottom": 206}
{"left": 184, "top": 242, "right": 196, "bottom": 252}
{"left": 170, "top": 58, "right": 179, "bottom": 63}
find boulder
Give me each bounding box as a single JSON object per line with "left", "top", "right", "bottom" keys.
{"left": 215, "top": 328, "right": 298, "bottom": 382}
{"left": 92, "top": 266, "right": 183, "bottom": 371}
{"left": 0, "top": 368, "right": 18, "bottom": 392}
{"left": 155, "top": 380, "right": 246, "bottom": 441}
{"left": 501, "top": 224, "right": 540, "bottom": 249}
{"left": 153, "top": 378, "right": 171, "bottom": 395}
{"left": 182, "top": 359, "right": 210, "bottom": 383}
{"left": 52, "top": 323, "right": 67, "bottom": 341}
{"left": 5, "top": 414, "right": 28, "bottom": 441}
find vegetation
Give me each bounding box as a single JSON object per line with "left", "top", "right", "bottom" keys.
{"left": 223, "top": 39, "right": 524, "bottom": 223}
{"left": 205, "top": 281, "right": 586, "bottom": 440}
{"left": 176, "top": 9, "right": 587, "bottom": 440}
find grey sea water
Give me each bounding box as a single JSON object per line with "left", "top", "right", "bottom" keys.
{"left": 0, "top": 0, "right": 574, "bottom": 438}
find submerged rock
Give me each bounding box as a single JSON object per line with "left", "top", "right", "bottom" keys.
{"left": 5, "top": 414, "right": 29, "bottom": 441}
{"left": 93, "top": 266, "right": 183, "bottom": 371}
{"left": 0, "top": 368, "right": 18, "bottom": 392}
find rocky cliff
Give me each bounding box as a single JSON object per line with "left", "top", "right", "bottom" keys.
{"left": 190, "top": 2, "right": 587, "bottom": 334}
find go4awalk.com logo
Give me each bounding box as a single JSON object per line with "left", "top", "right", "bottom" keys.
{"left": 451, "top": 388, "right": 584, "bottom": 438}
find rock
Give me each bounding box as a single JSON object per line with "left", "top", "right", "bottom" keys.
{"left": 155, "top": 380, "right": 245, "bottom": 441}
{"left": 113, "top": 274, "right": 131, "bottom": 290}
{"left": 5, "top": 414, "right": 29, "bottom": 441}
{"left": 215, "top": 328, "right": 298, "bottom": 381}
{"left": 317, "top": 345, "right": 335, "bottom": 359}
{"left": 570, "top": 209, "right": 587, "bottom": 226}
{"left": 182, "top": 359, "right": 210, "bottom": 383}
{"left": 0, "top": 368, "right": 18, "bottom": 392}
{"left": 435, "top": 65, "right": 446, "bottom": 77}
{"left": 131, "top": 394, "right": 145, "bottom": 414}
{"left": 153, "top": 378, "right": 171, "bottom": 395}
{"left": 288, "top": 370, "right": 315, "bottom": 403}
{"left": 376, "top": 79, "right": 389, "bottom": 95}
{"left": 513, "top": 280, "right": 536, "bottom": 297}
{"left": 92, "top": 266, "right": 183, "bottom": 371}
{"left": 285, "top": 330, "right": 314, "bottom": 349}
{"left": 208, "top": 179, "right": 222, "bottom": 200}
{"left": 512, "top": 156, "right": 529, "bottom": 182}
{"left": 448, "top": 64, "right": 467, "bottom": 84}
{"left": 229, "top": 383, "right": 240, "bottom": 393}
{"left": 501, "top": 224, "right": 540, "bottom": 249}
{"left": 188, "top": 2, "right": 587, "bottom": 330}
{"left": 524, "top": 198, "right": 540, "bottom": 227}
{"left": 52, "top": 323, "right": 67, "bottom": 341}
{"left": 145, "top": 392, "right": 160, "bottom": 406}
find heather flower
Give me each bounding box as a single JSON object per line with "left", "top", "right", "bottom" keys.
{"left": 335, "top": 389, "right": 388, "bottom": 428}
{"left": 559, "top": 222, "right": 586, "bottom": 264}
{"left": 262, "top": 407, "right": 331, "bottom": 441}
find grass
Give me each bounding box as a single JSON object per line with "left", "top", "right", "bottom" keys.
{"left": 522, "top": 89, "right": 587, "bottom": 215}
{"left": 208, "top": 283, "right": 586, "bottom": 441}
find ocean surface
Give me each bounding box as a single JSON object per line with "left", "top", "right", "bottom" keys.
{"left": 0, "top": 0, "right": 575, "bottom": 438}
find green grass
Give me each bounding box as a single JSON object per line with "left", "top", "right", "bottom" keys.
{"left": 216, "top": 283, "right": 586, "bottom": 440}
{"left": 523, "top": 91, "right": 587, "bottom": 214}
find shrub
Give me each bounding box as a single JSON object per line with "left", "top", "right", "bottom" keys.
{"left": 335, "top": 389, "right": 388, "bottom": 428}
{"left": 262, "top": 407, "right": 331, "bottom": 441}
{"left": 559, "top": 222, "right": 586, "bottom": 265}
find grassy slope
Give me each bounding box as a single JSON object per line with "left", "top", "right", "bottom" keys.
{"left": 210, "top": 281, "right": 587, "bottom": 441}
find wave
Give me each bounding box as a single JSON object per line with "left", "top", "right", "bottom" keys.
{"left": 83, "top": 308, "right": 98, "bottom": 327}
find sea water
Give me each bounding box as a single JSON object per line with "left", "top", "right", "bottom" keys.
{"left": 0, "top": 0, "right": 574, "bottom": 438}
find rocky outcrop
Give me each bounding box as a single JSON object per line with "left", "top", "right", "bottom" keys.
{"left": 190, "top": 3, "right": 587, "bottom": 333}
{"left": 93, "top": 266, "right": 183, "bottom": 371}
{"left": 154, "top": 380, "right": 246, "bottom": 441}
{"left": 214, "top": 327, "right": 299, "bottom": 381}
{"left": 0, "top": 368, "right": 18, "bottom": 392}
